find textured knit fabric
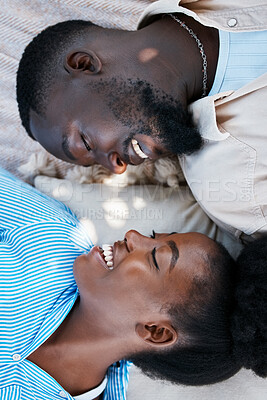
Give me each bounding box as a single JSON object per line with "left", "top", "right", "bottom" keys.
{"left": 0, "top": 167, "right": 131, "bottom": 400}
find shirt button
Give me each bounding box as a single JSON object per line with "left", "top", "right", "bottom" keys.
{"left": 59, "top": 390, "right": 68, "bottom": 398}
{"left": 227, "top": 18, "right": 237, "bottom": 27}
{"left": 12, "top": 353, "right": 21, "bottom": 361}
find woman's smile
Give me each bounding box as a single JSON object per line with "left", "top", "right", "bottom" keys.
{"left": 87, "top": 240, "right": 128, "bottom": 271}
{"left": 88, "top": 245, "right": 113, "bottom": 271}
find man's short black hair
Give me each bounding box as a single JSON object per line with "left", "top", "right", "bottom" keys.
{"left": 16, "top": 20, "right": 97, "bottom": 138}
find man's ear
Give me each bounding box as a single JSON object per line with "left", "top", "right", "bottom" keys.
{"left": 136, "top": 322, "right": 178, "bottom": 348}
{"left": 64, "top": 49, "right": 102, "bottom": 75}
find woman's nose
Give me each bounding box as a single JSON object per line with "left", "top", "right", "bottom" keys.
{"left": 124, "top": 230, "right": 150, "bottom": 252}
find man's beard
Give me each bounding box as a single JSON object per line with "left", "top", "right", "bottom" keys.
{"left": 137, "top": 80, "right": 203, "bottom": 155}
{"left": 94, "top": 77, "right": 203, "bottom": 156}
{"left": 145, "top": 89, "right": 203, "bottom": 155}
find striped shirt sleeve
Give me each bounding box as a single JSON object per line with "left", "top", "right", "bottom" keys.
{"left": 0, "top": 167, "right": 131, "bottom": 399}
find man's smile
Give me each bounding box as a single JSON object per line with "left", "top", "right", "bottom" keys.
{"left": 126, "top": 137, "right": 165, "bottom": 166}
{"left": 131, "top": 139, "right": 149, "bottom": 159}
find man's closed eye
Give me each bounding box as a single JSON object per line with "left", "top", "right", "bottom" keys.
{"left": 81, "top": 134, "right": 91, "bottom": 152}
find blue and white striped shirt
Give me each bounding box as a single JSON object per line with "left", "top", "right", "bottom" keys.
{"left": 0, "top": 168, "right": 131, "bottom": 400}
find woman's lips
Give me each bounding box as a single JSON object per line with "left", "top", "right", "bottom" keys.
{"left": 89, "top": 240, "right": 127, "bottom": 271}
{"left": 101, "top": 244, "right": 114, "bottom": 269}
{"left": 90, "top": 246, "right": 113, "bottom": 271}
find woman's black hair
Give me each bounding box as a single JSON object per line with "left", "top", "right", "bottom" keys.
{"left": 231, "top": 236, "right": 267, "bottom": 377}
{"left": 130, "top": 237, "right": 267, "bottom": 385}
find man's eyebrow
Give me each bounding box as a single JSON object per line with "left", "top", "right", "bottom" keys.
{"left": 167, "top": 240, "right": 179, "bottom": 272}
{"left": 62, "top": 134, "right": 77, "bottom": 161}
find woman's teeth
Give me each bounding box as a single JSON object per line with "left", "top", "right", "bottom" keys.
{"left": 131, "top": 139, "right": 148, "bottom": 159}
{"left": 101, "top": 244, "right": 114, "bottom": 269}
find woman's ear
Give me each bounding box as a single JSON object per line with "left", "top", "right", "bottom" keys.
{"left": 64, "top": 49, "right": 102, "bottom": 75}
{"left": 136, "top": 322, "right": 178, "bottom": 348}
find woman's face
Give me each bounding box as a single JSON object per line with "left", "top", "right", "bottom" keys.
{"left": 73, "top": 230, "right": 216, "bottom": 336}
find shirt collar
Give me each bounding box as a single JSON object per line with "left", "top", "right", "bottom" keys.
{"left": 188, "top": 91, "right": 233, "bottom": 141}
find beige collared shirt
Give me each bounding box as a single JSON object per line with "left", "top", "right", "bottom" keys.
{"left": 181, "top": 75, "right": 267, "bottom": 242}
{"left": 138, "top": 0, "right": 267, "bottom": 31}
{"left": 139, "top": 1, "right": 267, "bottom": 242}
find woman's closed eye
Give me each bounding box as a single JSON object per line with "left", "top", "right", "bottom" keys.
{"left": 81, "top": 134, "right": 91, "bottom": 152}
{"left": 152, "top": 247, "right": 160, "bottom": 270}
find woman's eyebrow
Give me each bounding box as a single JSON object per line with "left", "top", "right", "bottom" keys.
{"left": 167, "top": 240, "right": 179, "bottom": 272}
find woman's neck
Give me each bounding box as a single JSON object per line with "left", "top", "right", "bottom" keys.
{"left": 27, "top": 299, "right": 129, "bottom": 396}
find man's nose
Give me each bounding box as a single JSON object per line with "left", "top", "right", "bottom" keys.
{"left": 108, "top": 152, "right": 127, "bottom": 174}
{"left": 95, "top": 151, "right": 127, "bottom": 174}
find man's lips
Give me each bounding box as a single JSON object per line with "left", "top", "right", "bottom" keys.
{"left": 131, "top": 139, "right": 149, "bottom": 159}
{"left": 127, "top": 139, "right": 151, "bottom": 165}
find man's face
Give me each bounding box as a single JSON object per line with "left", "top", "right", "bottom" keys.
{"left": 30, "top": 78, "right": 173, "bottom": 174}
{"left": 73, "top": 230, "right": 215, "bottom": 333}
{"left": 30, "top": 78, "right": 201, "bottom": 174}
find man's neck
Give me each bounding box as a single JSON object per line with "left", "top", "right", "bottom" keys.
{"left": 141, "top": 13, "right": 219, "bottom": 103}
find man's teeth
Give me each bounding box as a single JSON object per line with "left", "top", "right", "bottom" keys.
{"left": 131, "top": 139, "right": 148, "bottom": 159}
{"left": 101, "top": 244, "right": 114, "bottom": 270}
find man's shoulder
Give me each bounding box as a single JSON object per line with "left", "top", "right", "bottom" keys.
{"left": 180, "top": 76, "right": 267, "bottom": 241}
